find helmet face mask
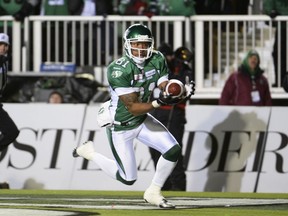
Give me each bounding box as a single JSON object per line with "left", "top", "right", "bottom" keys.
{"left": 123, "top": 24, "right": 154, "bottom": 64}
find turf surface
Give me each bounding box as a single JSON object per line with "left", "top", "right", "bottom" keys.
{"left": 0, "top": 190, "right": 288, "bottom": 216}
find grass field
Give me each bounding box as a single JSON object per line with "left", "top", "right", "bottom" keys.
{"left": 0, "top": 190, "right": 288, "bottom": 216}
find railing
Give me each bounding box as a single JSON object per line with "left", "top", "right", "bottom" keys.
{"left": 1, "top": 15, "right": 288, "bottom": 99}
{"left": 27, "top": 15, "right": 188, "bottom": 70}
{"left": 0, "top": 16, "right": 22, "bottom": 72}
{"left": 192, "top": 15, "right": 276, "bottom": 98}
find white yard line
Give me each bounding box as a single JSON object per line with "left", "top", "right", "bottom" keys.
{"left": 0, "top": 197, "right": 287, "bottom": 215}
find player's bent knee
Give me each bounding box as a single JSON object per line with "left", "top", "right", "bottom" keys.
{"left": 163, "top": 144, "right": 181, "bottom": 162}
{"left": 116, "top": 172, "right": 136, "bottom": 185}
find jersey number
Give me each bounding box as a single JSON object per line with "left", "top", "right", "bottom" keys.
{"left": 115, "top": 58, "right": 129, "bottom": 68}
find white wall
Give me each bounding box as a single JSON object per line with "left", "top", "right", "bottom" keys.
{"left": 0, "top": 104, "right": 287, "bottom": 192}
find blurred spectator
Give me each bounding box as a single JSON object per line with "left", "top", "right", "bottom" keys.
{"left": 158, "top": 0, "right": 196, "bottom": 16}
{"left": 0, "top": 0, "right": 39, "bottom": 69}
{"left": 40, "top": 0, "right": 70, "bottom": 15}
{"left": 263, "top": 0, "right": 288, "bottom": 87}
{"left": 118, "top": 0, "right": 158, "bottom": 16}
{"left": 48, "top": 90, "right": 64, "bottom": 103}
{"left": 156, "top": 0, "right": 197, "bottom": 57}
{"left": 0, "top": 0, "right": 38, "bottom": 21}
{"left": 68, "top": 0, "right": 113, "bottom": 16}
{"left": 149, "top": 43, "right": 194, "bottom": 191}
{"left": 156, "top": 42, "right": 174, "bottom": 68}
{"left": 39, "top": 0, "right": 115, "bottom": 66}
{"left": 231, "top": 0, "right": 250, "bottom": 15}
{"left": 219, "top": 50, "right": 272, "bottom": 106}
{"left": 65, "top": 69, "right": 101, "bottom": 103}
{"left": 39, "top": 0, "right": 73, "bottom": 64}
{"left": 195, "top": 0, "right": 234, "bottom": 15}
{"left": 69, "top": 0, "right": 114, "bottom": 66}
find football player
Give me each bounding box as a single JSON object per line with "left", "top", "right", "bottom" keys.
{"left": 73, "top": 24, "right": 194, "bottom": 208}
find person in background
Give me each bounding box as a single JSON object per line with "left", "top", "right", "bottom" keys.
{"left": 0, "top": 0, "right": 38, "bottom": 21}
{"left": 40, "top": 0, "right": 69, "bottom": 15}
{"left": 0, "top": 0, "right": 39, "bottom": 69}
{"left": 68, "top": 0, "right": 114, "bottom": 66}
{"left": 219, "top": 49, "right": 272, "bottom": 106}
{"left": 155, "top": 42, "right": 174, "bottom": 69}
{"left": 0, "top": 33, "right": 19, "bottom": 152}
{"left": 118, "top": 0, "right": 158, "bottom": 17}
{"left": 48, "top": 90, "right": 64, "bottom": 104}
{"left": 149, "top": 43, "right": 194, "bottom": 191}
{"left": 158, "top": 0, "right": 196, "bottom": 16}
{"left": 39, "top": 0, "right": 71, "bottom": 64}
{"left": 194, "top": 0, "right": 235, "bottom": 15}
{"left": 263, "top": 0, "right": 288, "bottom": 87}
{"left": 68, "top": 0, "right": 113, "bottom": 16}
{"left": 73, "top": 24, "right": 195, "bottom": 208}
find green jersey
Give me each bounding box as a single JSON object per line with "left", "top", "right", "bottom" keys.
{"left": 0, "top": 0, "right": 22, "bottom": 15}
{"left": 158, "top": 0, "right": 196, "bottom": 16}
{"left": 107, "top": 51, "right": 169, "bottom": 131}
{"left": 263, "top": 0, "right": 288, "bottom": 16}
{"left": 42, "top": 0, "right": 69, "bottom": 15}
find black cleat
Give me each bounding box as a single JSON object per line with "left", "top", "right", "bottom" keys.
{"left": 72, "top": 148, "right": 79, "bottom": 158}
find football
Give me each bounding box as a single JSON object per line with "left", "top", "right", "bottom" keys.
{"left": 165, "top": 79, "right": 185, "bottom": 98}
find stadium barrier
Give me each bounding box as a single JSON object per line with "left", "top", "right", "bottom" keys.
{"left": 0, "top": 103, "right": 287, "bottom": 192}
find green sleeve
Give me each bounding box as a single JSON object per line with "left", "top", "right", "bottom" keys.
{"left": 107, "top": 58, "right": 133, "bottom": 90}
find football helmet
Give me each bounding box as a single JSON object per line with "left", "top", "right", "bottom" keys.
{"left": 123, "top": 24, "right": 154, "bottom": 64}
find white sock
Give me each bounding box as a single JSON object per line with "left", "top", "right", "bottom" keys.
{"left": 147, "top": 182, "right": 161, "bottom": 193}
{"left": 90, "top": 152, "right": 118, "bottom": 179}
{"left": 152, "top": 156, "right": 177, "bottom": 187}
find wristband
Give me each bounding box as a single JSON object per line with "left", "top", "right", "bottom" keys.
{"left": 152, "top": 100, "right": 161, "bottom": 108}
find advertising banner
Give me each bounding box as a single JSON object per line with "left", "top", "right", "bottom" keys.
{"left": 184, "top": 105, "right": 271, "bottom": 192}
{"left": 0, "top": 104, "right": 86, "bottom": 189}
{"left": 0, "top": 104, "right": 287, "bottom": 192}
